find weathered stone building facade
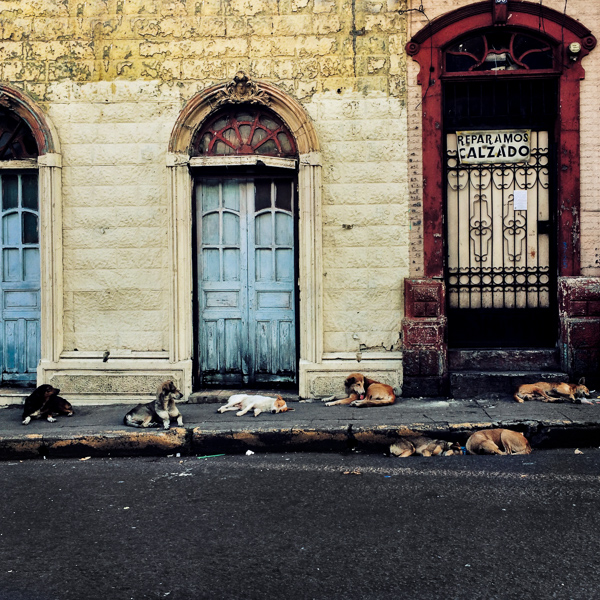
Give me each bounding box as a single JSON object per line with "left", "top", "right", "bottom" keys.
{"left": 0, "top": 0, "right": 409, "bottom": 401}
{"left": 0, "top": 0, "right": 598, "bottom": 402}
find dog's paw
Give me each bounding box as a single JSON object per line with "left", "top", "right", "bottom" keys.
{"left": 349, "top": 400, "right": 364, "bottom": 407}
{"left": 47, "top": 416, "right": 57, "bottom": 422}
{"left": 22, "top": 416, "right": 31, "bottom": 425}
{"left": 324, "top": 401, "right": 337, "bottom": 407}
{"left": 321, "top": 395, "right": 335, "bottom": 403}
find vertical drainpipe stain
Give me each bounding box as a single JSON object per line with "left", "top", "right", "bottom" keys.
{"left": 351, "top": 0, "right": 365, "bottom": 79}
{"left": 351, "top": 0, "right": 357, "bottom": 77}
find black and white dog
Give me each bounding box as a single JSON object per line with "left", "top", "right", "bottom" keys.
{"left": 22, "top": 384, "right": 74, "bottom": 425}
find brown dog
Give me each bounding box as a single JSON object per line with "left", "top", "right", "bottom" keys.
{"left": 466, "top": 429, "right": 531, "bottom": 455}
{"left": 325, "top": 373, "right": 395, "bottom": 408}
{"left": 22, "top": 384, "right": 74, "bottom": 425}
{"left": 514, "top": 378, "right": 590, "bottom": 403}
{"left": 390, "top": 435, "right": 462, "bottom": 457}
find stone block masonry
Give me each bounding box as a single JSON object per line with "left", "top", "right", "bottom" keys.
{"left": 1, "top": 0, "right": 410, "bottom": 400}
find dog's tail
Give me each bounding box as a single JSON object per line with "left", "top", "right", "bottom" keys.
{"left": 513, "top": 392, "right": 524, "bottom": 403}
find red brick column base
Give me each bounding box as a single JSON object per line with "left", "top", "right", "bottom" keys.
{"left": 559, "top": 277, "right": 600, "bottom": 388}
{"left": 401, "top": 279, "right": 448, "bottom": 397}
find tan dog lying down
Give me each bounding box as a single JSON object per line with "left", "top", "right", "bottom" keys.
{"left": 466, "top": 429, "right": 531, "bottom": 455}
{"left": 218, "top": 394, "right": 294, "bottom": 417}
{"left": 325, "top": 373, "right": 395, "bottom": 408}
{"left": 514, "top": 378, "right": 590, "bottom": 403}
{"left": 390, "top": 435, "right": 462, "bottom": 457}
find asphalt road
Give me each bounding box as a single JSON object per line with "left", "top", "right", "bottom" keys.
{"left": 1, "top": 449, "right": 599, "bottom": 600}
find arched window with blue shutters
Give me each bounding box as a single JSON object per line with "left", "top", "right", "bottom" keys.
{"left": 0, "top": 109, "right": 40, "bottom": 384}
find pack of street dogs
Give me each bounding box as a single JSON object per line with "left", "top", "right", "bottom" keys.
{"left": 19, "top": 372, "right": 594, "bottom": 456}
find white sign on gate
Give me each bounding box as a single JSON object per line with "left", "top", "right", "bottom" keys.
{"left": 456, "top": 129, "right": 531, "bottom": 164}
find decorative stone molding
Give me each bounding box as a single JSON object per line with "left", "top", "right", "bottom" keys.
{"left": 214, "top": 72, "right": 271, "bottom": 107}
{"left": 38, "top": 356, "right": 193, "bottom": 403}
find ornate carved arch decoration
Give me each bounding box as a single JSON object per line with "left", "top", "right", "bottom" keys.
{"left": 0, "top": 85, "right": 60, "bottom": 156}
{"left": 406, "top": 1, "right": 596, "bottom": 278}
{"left": 169, "top": 72, "right": 320, "bottom": 156}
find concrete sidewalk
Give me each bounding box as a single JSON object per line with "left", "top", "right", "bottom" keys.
{"left": 1, "top": 394, "right": 600, "bottom": 459}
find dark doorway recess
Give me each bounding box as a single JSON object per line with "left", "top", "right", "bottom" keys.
{"left": 443, "top": 78, "right": 558, "bottom": 348}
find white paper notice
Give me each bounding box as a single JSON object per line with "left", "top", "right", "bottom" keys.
{"left": 513, "top": 190, "right": 527, "bottom": 210}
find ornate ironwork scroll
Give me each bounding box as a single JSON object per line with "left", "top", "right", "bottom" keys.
{"left": 446, "top": 131, "right": 551, "bottom": 311}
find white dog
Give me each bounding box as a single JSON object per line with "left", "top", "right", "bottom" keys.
{"left": 217, "top": 394, "right": 294, "bottom": 417}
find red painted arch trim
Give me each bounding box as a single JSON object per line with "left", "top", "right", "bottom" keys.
{"left": 407, "top": 3, "right": 595, "bottom": 279}
{"left": 409, "top": 2, "right": 594, "bottom": 48}
{"left": 0, "top": 85, "right": 57, "bottom": 156}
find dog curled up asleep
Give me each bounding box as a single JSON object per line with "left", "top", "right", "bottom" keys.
{"left": 514, "top": 378, "right": 590, "bottom": 403}
{"left": 390, "top": 435, "right": 463, "bottom": 457}
{"left": 123, "top": 380, "right": 183, "bottom": 429}
{"left": 217, "top": 394, "right": 294, "bottom": 417}
{"left": 324, "top": 373, "right": 395, "bottom": 408}
{"left": 22, "top": 384, "right": 74, "bottom": 425}
{"left": 466, "top": 429, "right": 531, "bottom": 455}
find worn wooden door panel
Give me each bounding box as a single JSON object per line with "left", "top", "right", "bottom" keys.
{"left": 248, "top": 179, "right": 296, "bottom": 382}
{"left": 197, "top": 177, "right": 296, "bottom": 385}
{"left": 1, "top": 172, "right": 40, "bottom": 383}
{"left": 197, "top": 180, "right": 248, "bottom": 384}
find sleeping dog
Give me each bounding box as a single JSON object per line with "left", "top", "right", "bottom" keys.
{"left": 390, "top": 435, "right": 463, "bottom": 457}
{"left": 466, "top": 429, "right": 531, "bottom": 455}
{"left": 217, "top": 394, "right": 294, "bottom": 417}
{"left": 22, "top": 384, "right": 74, "bottom": 425}
{"left": 123, "top": 380, "right": 184, "bottom": 429}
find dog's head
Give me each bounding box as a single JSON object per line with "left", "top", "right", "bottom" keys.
{"left": 344, "top": 373, "right": 366, "bottom": 399}
{"left": 36, "top": 384, "right": 60, "bottom": 400}
{"left": 575, "top": 378, "right": 590, "bottom": 398}
{"left": 158, "top": 380, "right": 183, "bottom": 401}
{"left": 272, "top": 396, "right": 294, "bottom": 413}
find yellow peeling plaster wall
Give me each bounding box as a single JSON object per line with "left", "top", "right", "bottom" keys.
{"left": 1, "top": 0, "right": 409, "bottom": 400}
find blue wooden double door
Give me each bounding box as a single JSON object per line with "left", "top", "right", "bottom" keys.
{"left": 195, "top": 176, "right": 297, "bottom": 386}
{"left": 0, "top": 172, "right": 40, "bottom": 384}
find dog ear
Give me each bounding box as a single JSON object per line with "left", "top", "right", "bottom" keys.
{"left": 345, "top": 376, "right": 355, "bottom": 386}
{"left": 579, "top": 377, "right": 586, "bottom": 385}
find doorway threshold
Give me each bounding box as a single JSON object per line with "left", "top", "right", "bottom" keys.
{"left": 188, "top": 388, "right": 300, "bottom": 404}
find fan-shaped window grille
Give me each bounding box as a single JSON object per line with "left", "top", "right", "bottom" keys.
{"left": 446, "top": 30, "right": 556, "bottom": 73}
{"left": 192, "top": 108, "right": 297, "bottom": 158}
{"left": 0, "top": 108, "right": 38, "bottom": 160}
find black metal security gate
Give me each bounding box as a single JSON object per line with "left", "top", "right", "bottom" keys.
{"left": 444, "top": 79, "right": 558, "bottom": 347}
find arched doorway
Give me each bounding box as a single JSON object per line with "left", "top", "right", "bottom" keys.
{"left": 0, "top": 86, "right": 62, "bottom": 388}
{"left": 443, "top": 28, "right": 559, "bottom": 348}
{"left": 0, "top": 106, "right": 41, "bottom": 383}
{"left": 167, "top": 73, "right": 322, "bottom": 394}
{"left": 191, "top": 106, "right": 299, "bottom": 385}
{"left": 402, "top": 2, "right": 596, "bottom": 395}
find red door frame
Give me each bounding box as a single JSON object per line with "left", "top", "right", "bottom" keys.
{"left": 406, "top": 1, "right": 596, "bottom": 279}
{"left": 400, "top": 2, "right": 597, "bottom": 396}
